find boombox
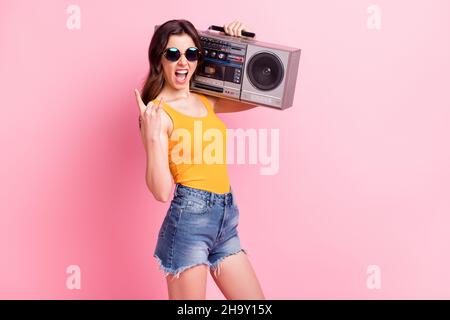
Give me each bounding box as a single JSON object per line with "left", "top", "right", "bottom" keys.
{"left": 154, "top": 24, "right": 301, "bottom": 110}
{"left": 192, "top": 26, "right": 301, "bottom": 110}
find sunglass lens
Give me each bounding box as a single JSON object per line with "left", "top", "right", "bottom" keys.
{"left": 165, "top": 48, "right": 180, "bottom": 62}
{"left": 185, "top": 48, "right": 200, "bottom": 61}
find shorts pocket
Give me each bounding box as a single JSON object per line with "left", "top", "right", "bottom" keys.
{"left": 158, "top": 211, "right": 170, "bottom": 239}
{"left": 158, "top": 203, "right": 177, "bottom": 238}
{"left": 183, "top": 197, "right": 208, "bottom": 215}
{"left": 232, "top": 203, "right": 240, "bottom": 218}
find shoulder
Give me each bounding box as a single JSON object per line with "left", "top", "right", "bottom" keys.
{"left": 149, "top": 98, "right": 173, "bottom": 137}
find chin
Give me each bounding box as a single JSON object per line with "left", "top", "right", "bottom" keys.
{"left": 172, "top": 83, "right": 188, "bottom": 89}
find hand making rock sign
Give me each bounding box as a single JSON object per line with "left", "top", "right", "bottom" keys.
{"left": 134, "top": 89, "right": 164, "bottom": 151}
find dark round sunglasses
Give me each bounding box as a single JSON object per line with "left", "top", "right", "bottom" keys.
{"left": 163, "top": 47, "right": 202, "bottom": 62}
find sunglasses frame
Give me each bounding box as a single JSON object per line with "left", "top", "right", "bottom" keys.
{"left": 162, "top": 47, "right": 202, "bottom": 62}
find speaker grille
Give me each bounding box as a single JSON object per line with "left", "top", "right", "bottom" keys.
{"left": 246, "top": 52, "right": 284, "bottom": 91}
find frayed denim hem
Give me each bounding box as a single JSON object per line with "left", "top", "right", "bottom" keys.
{"left": 209, "top": 248, "right": 248, "bottom": 278}
{"left": 153, "top": 248, "right": 248, "bottom": 279}
{"left": 153, "top": 254, "right": 210, "bottom": 280}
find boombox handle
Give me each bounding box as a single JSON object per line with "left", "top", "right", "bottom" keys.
{"left": 207, "top": 25, "right": 256, "bottom": 38}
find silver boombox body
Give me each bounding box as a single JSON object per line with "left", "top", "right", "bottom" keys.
{"left": 192, "top": 29, "right": 301, "bottom": 110}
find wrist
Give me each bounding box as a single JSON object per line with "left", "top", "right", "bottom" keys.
{"left": 145, "top": 136, "right": 161, "bottom": 148}
{"left": 149, "top": 135, "right": 161, "bottom": 143}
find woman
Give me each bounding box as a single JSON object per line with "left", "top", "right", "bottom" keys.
{"left": 134, "top": 19, "right": 265, "bottom": 300}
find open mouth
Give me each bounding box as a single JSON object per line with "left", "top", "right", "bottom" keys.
{"left": 175, "top": 70, "right": 188, "bottom": 82}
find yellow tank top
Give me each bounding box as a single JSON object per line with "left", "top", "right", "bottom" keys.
{"left": 152, "top": 93, "right": 231, "bottom": 194}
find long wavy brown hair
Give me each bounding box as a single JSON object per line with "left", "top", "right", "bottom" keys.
{"left": 140, "top": 19, "right": 204, "bottom": 105}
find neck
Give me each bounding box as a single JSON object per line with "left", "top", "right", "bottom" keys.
{"left": 159, "top": 85, "right": 191, "bottom": 102}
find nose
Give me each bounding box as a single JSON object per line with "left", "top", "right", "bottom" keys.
{"left": 178, "top": 54, "right": 188, "bottom": 65}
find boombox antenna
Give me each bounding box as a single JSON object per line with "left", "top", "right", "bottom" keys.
{"left": 207, "top": 25, "right": 256, "bottom": 38}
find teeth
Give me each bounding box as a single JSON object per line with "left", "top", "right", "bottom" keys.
{"left": 175, "top": 70, "right": 187, "bottom": 81}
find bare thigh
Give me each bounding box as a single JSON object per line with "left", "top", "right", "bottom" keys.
{"left": 210, "top": 251, "right": 265, "bottom": 300}
{"left": 166, "top": 264, "right": 209, "bottom": 300}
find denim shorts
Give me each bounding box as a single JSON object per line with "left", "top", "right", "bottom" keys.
{"left": 153, "top": 183, "right": 247, "bottom": 279}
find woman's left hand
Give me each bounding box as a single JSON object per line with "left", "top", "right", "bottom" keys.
{"left": 223, "top": 21, "right": 253, "bottom": 38}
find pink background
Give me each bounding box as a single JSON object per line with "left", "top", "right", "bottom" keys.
{"left": 1, "top": 0, "right": 449, "bottom": 299}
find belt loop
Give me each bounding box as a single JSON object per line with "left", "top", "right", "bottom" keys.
{"left": 174, "top": 183, "right": 179, "bottom": 197}
{"left": 209, "top": 192, "right": 214, "bottom": 206}
{"left": 230, "top": 187, "right": 235, "bottom": 206}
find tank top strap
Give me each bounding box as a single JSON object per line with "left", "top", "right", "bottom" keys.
{"left": 197, "top": 93, "right": 214, "bottom": 113}
{"left": 149, "top": 98, "right": 179, "bottom": 129}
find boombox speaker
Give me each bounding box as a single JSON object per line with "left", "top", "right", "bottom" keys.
{"left": 154, "top": 24, "right": 301, "bottom": 110}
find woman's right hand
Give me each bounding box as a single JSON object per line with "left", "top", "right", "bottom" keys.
{"left": 134, "top": 89, "right": 164, "bottom": 149}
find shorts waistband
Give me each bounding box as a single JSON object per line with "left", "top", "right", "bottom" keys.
{"left": 174, "top": 183, "right": 235, "bottom": 206}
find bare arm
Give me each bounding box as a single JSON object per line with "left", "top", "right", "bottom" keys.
{"left": 145, "top": 132, "right": 172, "bottom": 202}
{"left": 135, "top": 89, "right": 173, "bottom": 202}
